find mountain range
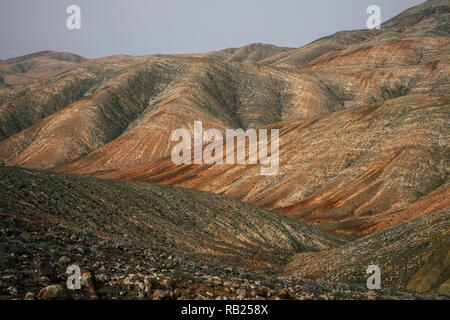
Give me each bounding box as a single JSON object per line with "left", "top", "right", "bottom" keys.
{"left": 0, "top": 0, "right": 448, "bottom": 299}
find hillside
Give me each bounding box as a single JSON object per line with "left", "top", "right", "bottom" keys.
{"left": 189, "top": 43, "right": 294, "bottom": 63}
{"left": 0, "top": 166, "right": 341, "bottom": 270}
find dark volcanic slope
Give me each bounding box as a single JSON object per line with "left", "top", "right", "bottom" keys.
{"left": 285, "top": 209, "right": 450, "bottom": 296}
{"left": 0, "top": 166, "right": 341, "bottom": 271}
{"left": 0, "top": 56, "right": 340, "bottom": 169}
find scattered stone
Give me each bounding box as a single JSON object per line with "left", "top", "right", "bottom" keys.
{"left": 236, "top": 289, "right": 246, "bottom": 299}
{"left": 278, "top": 289, "right": 291, "bottom": 299}
{"left": 96, "top": 274, "right": 109, "bottom": 283}
{"left": 0, "top": 211, "right": 438, "bottom": 301}
{"left": 38, "top": 285, "right": 70, "bottom": 300}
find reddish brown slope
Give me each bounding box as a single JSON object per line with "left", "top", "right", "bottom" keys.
{"left": 0, "top": 55, "right": 343, "bottom": 171}
{"left": 79, "top": 93, "right": 449, "bottom": 239}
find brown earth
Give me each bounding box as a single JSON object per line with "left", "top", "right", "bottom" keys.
{"left": 0, "top": 0, "right": 449, "bottom": 298}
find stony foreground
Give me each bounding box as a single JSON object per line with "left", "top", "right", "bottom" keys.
{"left": 1, "top": 212, "right": 445, "bottom": 300}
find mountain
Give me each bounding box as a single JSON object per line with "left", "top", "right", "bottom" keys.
{"left": 0, "top": 0, "right": 448, "bottom": 299}
{"left": 0, "top": 166, "right": 341, "bottom": 271}
{"left": 0, "top": 1, "right": 447, "bottom": 239}
{"left": 262, "top": 0, "right": 450, "bottom": 68}
{"left": 285, "top": 209, "right": 449, "bottom": 295}
{"left": 90, "top": 93, "right": 448, "bottom": 239}
{"left": 7, "top": 0, "right": 442, "bottom": 239}
{"left": 383, "top": 0, "right": 450, "bottom": 36}
{"left": 188, "top": 43, "right": 294, "bottom": 63}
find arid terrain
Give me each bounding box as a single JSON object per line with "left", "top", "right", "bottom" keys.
{"left": 0, "top": 0, "right": 448, "bottom": 299}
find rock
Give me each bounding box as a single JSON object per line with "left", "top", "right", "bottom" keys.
{"left": 161, "top": 278, "right": 174, "bottom": 289}
{"left": 366, "top": 291, "right": 378, "bottom": 300}
{"left": 18, "top": 232, "right": 32, "bottom": 241}
{"left": 212, "top": 278, "right": 222, "bottom": 286}
{"left": 38, "top": 285, "right": 70, "bottom": 300}
{"left": 39, "top": 276, "right": 51, "bottom": 286}
{"left": 73, "top": 245, "right": 85, "bottom": 255}
{"left": 25, "top": 291, "right": 36, "bottom": 300}
{"left": 123, "top": 274, "right": 135, "bottom": 286}
{"left": 58, "top": 256, "right": 71, "bottom": 264}
{"left": 136, "top": 281, "right": 145, "bottom": 291}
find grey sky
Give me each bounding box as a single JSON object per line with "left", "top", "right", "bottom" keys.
{"left": 0, "top": 0, "right": 425, "bottom": 60}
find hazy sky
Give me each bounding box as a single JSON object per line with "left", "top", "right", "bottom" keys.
{"left": 0, "top": 0, "right": 425, "bottom": 60}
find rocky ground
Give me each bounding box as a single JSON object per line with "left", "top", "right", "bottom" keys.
{"left": 0, "top": 212, "right": 440, "bottom": 300}
{"left": 0, "top": 0, "right": 448, "bottom": 301}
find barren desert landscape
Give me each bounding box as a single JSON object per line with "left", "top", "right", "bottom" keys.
{"left": 0, "top": 0, "right": 448, "bottom": 300}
